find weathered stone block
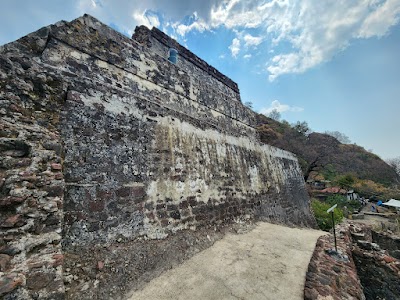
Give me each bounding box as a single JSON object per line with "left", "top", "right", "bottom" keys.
{"left": 166, "top": 204, "right": 178, "bottom": 211}
{"left": 50, "top": 163, "right": 62, "bottom": 171}
{"left": 0, "top": 196, "right": 26, "bottom": 207}
{"left": 179, "top": 200, "right": 188, "bottom": 209}
{"left": 1, "top": 214, "right": 26, "bottom": 228}
{"left": 144, "top": 202, "right": 154, "bottom": 210}
{"left": 43, "top": 185, "right": 64, "bottom": 197}
{"left": 132, "top": 186, "right": 145, "bottom": 199}
{"left": 115, "top": 186, "right": 131, "bottom": 198}
{"left": 0, "top": 157, "right": 32, "bottom": 169}
{"left": 89, "top": 200, "right": 105, "bottom": 212}
{"left": 169, "top": 210, "right": 181, "bottom": 220}
{"left": 26, "top": 272, "right": 55, "bottom": 291}
{"left": 0, "top": 254, "right": 11, "bottom": 271}
{"left": 0, "top": 273, "right": 23, "bottom": 297}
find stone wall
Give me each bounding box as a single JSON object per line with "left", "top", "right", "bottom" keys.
{"left": 0, "top": 23, "right": 67, "bottom": 298}
{"left": 304, "top": 222, "right": 400, "bottom": 300}
{"left": 0, "top": 14, "right": 316, "bottom": 299}
{"left": 352, "top": 226, "right": 400, "bottom": 300}
{"left": 132, "top": 25, "right": 240, "bottom": 97}
{"left": 371, "top": 230, "right": 400, "bottom": 259}
{"left": 304, "top": 225, "right": 365, "bottom": 300}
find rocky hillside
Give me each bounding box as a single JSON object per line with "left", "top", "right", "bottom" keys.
{"left": 256, "top": 114, "right": 400, "bottom": 186}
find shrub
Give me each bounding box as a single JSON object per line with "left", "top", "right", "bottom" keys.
{"left": 325, "top": 194, "right": 347, "bottom": 207}
{"left": 334, "top": 174, "right": 355, "bottom": 189}
{"left": 311, "top": 198, "right": 343, "bottom": 231}
{"left": 325, "top": 194, "right": 362, "bottom": 212}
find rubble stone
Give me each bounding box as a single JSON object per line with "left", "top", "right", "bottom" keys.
{"left": 304, "top": 222, "right": 400, "bottom": 300}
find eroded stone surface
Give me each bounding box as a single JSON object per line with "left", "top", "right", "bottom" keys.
{"left": 304, "top": 222, "right": 400, "bottom": 300}
{"left": 304, "top": 229, "right": 365, "bottom": 300}
{"left": 0, "top": 14, "right": 316, "bottom": 299}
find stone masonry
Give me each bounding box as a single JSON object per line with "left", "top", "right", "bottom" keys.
{"left": 304, "top": 222, "right": 400, "bottom": 300}
{"left": 0, "top": 15, "right": 316, "bottom": 299}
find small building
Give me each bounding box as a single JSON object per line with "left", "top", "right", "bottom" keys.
{"left": 346, "top": 190, "right": 359, "bottom": 201}
{"left": 307, "top": 179, "right": 331, "bottom": 190}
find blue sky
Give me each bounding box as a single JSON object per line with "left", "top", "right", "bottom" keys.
{"left": 1, "top": 0, "right": 399, "bottom": 159}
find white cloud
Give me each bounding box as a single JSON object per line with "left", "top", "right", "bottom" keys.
{"left": 243, "top": 34, "right": 263, "bottom": 47}
{"left": 357, "top": 0, "right": 400, "bottom": 38}
{"left": 172, "top": 12, "right": 209, "bottom": 36}
{"left": 72, "top": 1, "right": 400, "bottom": 80}
{"left": 210, "top": 0, "right": 264, "bottom": 28}
{"left": 260, "top": 100, "right": 304, "bottom": 115}
{"left": 4, "top": 0, "right": 398, "bottom": 81}
{"left": 243, "top": 54, "right": 252, "bottom": 59}
{"left": 229, "top": 38, "right": 241, "bottom": 58}
{"left": 206, "top": 0, "right": 400, "bottom": 80}
{"left": 132, "top": 10, "right": 160, "bottom": 29}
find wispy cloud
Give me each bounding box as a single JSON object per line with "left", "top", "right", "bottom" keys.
{"left": 357, "top": 0, "right": 400, "bottom": 38}
{"left": 3, "top": 0, "right": 399, "bottom": 81}
{"left": 259, "top": 100, "right": 304, "bottom": 115}
{"left": 229, "top": 38, "right": 241, "bottom": 58}
{"left": 132, "top": 10, "right": 160, "bottom": 29}
{"left": 160, "top": 0, "right": 400, "bottom": 80}
{"left": 243, "top": 34, "right": 263, "bottom": 47}
{"left": 172, "top": 12, "right": 209, "bottom": 36}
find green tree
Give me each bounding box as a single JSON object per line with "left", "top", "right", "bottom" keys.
{"left": 322, "top": 164, "right": 337, "bottom": 181}
{"left": 267, "top": 109, "right": 281, "bottom": 121}
{"left": 325, "top": 194, "right": 362, "bottom": 214}
{"left": 291, "top": 121, "right": 312, "bottom": 136}
{"left": 335, "top": 174, "right": 355, "bottom": 189}
{"left": 325, "top": 194, "right": 348, "bottom": 207}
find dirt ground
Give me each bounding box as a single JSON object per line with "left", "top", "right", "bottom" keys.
{"left": 126, "top": 222, "right": 324, "bottom": 300}
{"left": 351, "top": 203, "right": 400, "bottom": 233}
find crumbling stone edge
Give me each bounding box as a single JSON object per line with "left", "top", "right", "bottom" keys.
{"left": 304, "top": 222, "right": 400, "bottom": 300}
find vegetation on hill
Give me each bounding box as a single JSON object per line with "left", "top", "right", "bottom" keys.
{"left": 256, "top": 113, "right": 400, "bottom": 199}
{"left": 386, "top": 156, "right": 400, "bottom": 177}
{"left": 311, "top": 198, "right": 343, "bottom": 231}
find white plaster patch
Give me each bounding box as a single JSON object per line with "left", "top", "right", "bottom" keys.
{"left": 157, "top": 116, "right": 296, "bottom": 160}
{"left": 174, "top": 84, "right": 185, "bottom": 94}
{"left": 95, "top": 59, "right": 109, "bottom": 70}
{"left": 136, "top": 53, "right": 159, "bottom": 76}
{"left": 78, "top": 91, "right": 144, "bottom": 120}
{"left": 144, "top": 115, "right": 301, "bottom": 214}
{"left": 248, "top": 165, "right": 260, "bottom": 193}
{"left": 70, "top": 50, "right": 84, "bottom": 60}
{"left": 211, "top": 109, "right": 224, "bottom": 118}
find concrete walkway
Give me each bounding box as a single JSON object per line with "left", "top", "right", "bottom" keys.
{"left": 127, "top": 222, "right": 324, "bottom": 300}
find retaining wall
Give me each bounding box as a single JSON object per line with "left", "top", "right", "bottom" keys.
{"left": 0, "top": 15, "right": 316, "bottom": 299}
